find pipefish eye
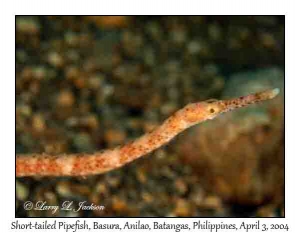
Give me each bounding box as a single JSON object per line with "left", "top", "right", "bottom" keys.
{"left": 205, "top": 99, "right": 219, "bottom": 114}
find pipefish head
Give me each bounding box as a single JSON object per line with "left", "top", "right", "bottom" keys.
{"left": 183, "top": 99, "right": 224, "bottom": 124}
{"left": 182, "top": 88, "right": 280, "bottom": 125}
{"left": 202, "top": 99, "right": 225, "bottom": 119}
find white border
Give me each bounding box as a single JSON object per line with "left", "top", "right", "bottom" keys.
{"left": 1, "top": 0, "right": 298, "bottom": 232}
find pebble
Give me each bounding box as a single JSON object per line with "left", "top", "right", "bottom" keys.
{"left": 173, "top": 198, "right": 191, "bottom": 217}
{"left": 85, "top": 16, "right": 129, "bottom": 28}
{"left": 65, "top": 66, "right": 80, "bottom": 80}
{"left": 73, "top": 132, "right": 94, "bottom": 152}
{"left": 74, "top": 77, "right": 87, "bottom": 89}
{"left": 16, "top": 17, "right": 40, "bottom": 34}
{"left": 187, "top": 40, "right": 202, "bottom": 55}
{"left": 32, "top": 66, "right": 47, "bottom": 80}
{"left": 32, "top": 113, "right": 46, "bottom": 133}
{"left": 136, "top": 167, "right": 147, "bottom": 184}
{"left": 56, "top": 90, "right": 75, "bottom": 107}
{"left": 71, "top": 184, "right": 91, "bottom": 196}
{"left": 81, "top": 114, "right": 99, "bottom": 131}
{"left": 88, "top": 75, "right": 103, "bottom": 90}
{"left": 141, "top": 192, "right": 154, "bottom": 203}
{"left": 260, "top": 32, "right": 276, "bottom": 49}
{"left": 64, "top": 31, "right": 79, "bottom": 47}
{"left": 94, "top": 182, "right": 108, "bottom": 195}
{"left": 16, "top": 49, "right": 28, "bottom": 63}
{"left": 20, "top": 66, "right": 34, "bottom": 80}
{"left": 257, "top": 205, "right": 277, "bottom": 217}
{"left": 201, "top": 196, "right": 223, "bottom": 210}
{"left": 174, "top": 178, "right": 188, "bottom": 195}
{"left": 106, "top": 175, "right": 121, "bottom": 188}
{"left": 112, "top": 196, "right": 127, "bottom": 212}
{"left": 16, "top": 181, "right": 29, "bottom": 201}
{"left": 56, "top": 181, "right": 73, "bottom": 198}
{"left": 47, "top": 51, "right": 64, "bottom": 68}
{"left": 208, "top": 23, "right": 222, "bottom": 42}
{"left": 17, "top": 104, "right": 32, "bottom": 118}
{"left": 44, "top": 191, "right": 58, "bottom": 206}
{"left": 104, "top": 129, "right": 126, "bottom": 146}
{"left": 65, "top": 50, "right": 80, "bottom": 63}
{"left": 170, "top": 28, "right": 187, "bottom": 45}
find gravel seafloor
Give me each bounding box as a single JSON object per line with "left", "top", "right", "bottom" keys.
{"left": 16, "top": 16, "right": 284, "bottom": 217}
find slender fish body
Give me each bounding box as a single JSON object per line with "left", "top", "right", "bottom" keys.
{"left": 16, "top": 88, "right": 280, "bottom": 177}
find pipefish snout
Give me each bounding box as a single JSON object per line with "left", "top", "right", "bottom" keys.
{"left": 218, "top": 88, "right": 280, "bottom": 114}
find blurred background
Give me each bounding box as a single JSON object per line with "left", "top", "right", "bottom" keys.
{"left": 16, "top": 16, "right": 284, "bottom": 217}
